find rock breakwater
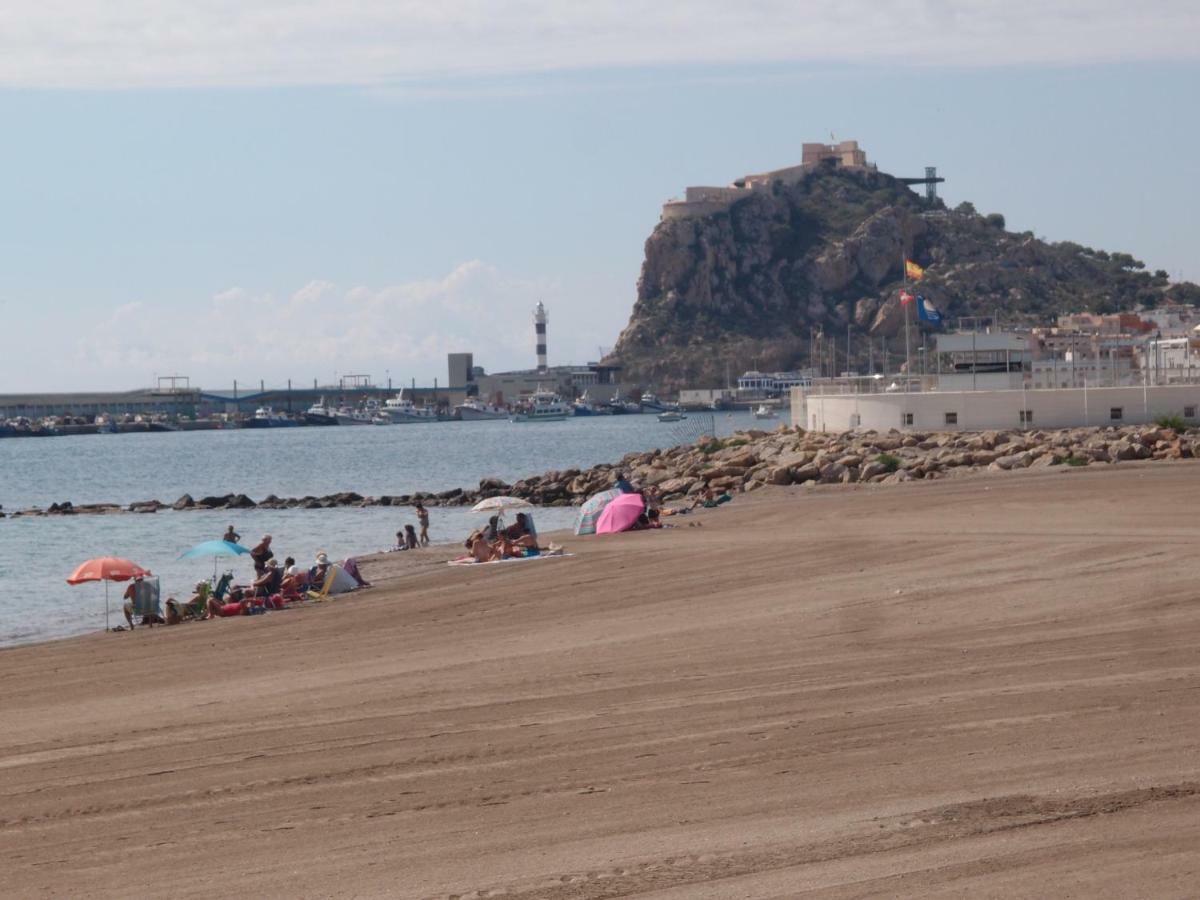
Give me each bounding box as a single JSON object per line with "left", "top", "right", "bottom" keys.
{"left": 4, "top": 424, "right": 1197, "bottom": 519}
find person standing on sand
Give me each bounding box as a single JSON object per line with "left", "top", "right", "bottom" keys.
{"left": 415, "top": 500, "right": 430, "bottom": 546}
{"left": 250, "top": 535, "right": 272, "bottom": 575}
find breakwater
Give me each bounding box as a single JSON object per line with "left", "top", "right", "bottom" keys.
{"left": 6, "top": 422, "right": 1197, "bottom": 520}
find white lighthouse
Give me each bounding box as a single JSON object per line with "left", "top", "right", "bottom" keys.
{"left": 534, "top": 301, "right": 548, "bottom": 372}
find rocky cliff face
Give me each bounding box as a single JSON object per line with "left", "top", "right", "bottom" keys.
{"left": 609, "top": 168, "right": 1199, "bottom": 390}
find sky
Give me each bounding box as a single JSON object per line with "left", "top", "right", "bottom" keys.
{"left": 1, "top": 1, "right": 1198, "bottom": 393}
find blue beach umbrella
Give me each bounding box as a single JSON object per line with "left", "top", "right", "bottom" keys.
{"left": 574, "top": 488, "right": 622, "bottom": 536}
{"left": 179, "top": 539, "right": 251, "bottom": 578}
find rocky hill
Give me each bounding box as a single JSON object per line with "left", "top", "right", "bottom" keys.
{"left": 608, "top": 167, "right": 1199, "bottom": 390}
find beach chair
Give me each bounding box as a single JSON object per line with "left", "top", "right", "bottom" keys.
{"left": 125, "top": 577, "right": 164, "bottom": 626}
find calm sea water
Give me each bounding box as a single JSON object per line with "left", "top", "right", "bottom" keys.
{"left": 0, "top": 411, "right": 779, "bottom": 646}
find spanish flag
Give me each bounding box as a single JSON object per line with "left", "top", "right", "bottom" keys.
{"left": 905, "top": 259, "right": 925, "bottom": 281}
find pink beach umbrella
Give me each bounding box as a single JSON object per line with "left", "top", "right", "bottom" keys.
{"left": 595, "top": 492, "right": 645, "bottom": 535}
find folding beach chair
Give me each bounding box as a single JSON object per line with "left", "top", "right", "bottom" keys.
{"left": 125, "top": 577, "right": 164, "bottom": 626}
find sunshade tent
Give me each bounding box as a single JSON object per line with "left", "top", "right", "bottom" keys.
{"left": 574, "top": 488, "right": 622, "bottom": 535}
{"left": 179, "top": 539, "right": 250, "bottom": 578}
{"left": 595, "top": 492, "right": 645, "bottom": 535}
{"left": 66, "top": 557, "right": 151, "bottom": 632}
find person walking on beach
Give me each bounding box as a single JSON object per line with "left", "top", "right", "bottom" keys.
{"left": 223, "top": 524, "right": 240, "bottom": 544}
{"left": 415, "top": 500, "right": 430, "bottom": 546}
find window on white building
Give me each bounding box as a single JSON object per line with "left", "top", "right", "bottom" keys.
{"left": 902, "top": 412, "right": 914, "bottom": 426}
{"left": 1019, "top": 409, "right": 1033, "bottom": 424}
{"left": 944, "top": 412, "right": 957, "bottom": 425}
{"left": 1186, "top": 406, "right": 1197, "bottom": 419}
{"left": 1110, "top": 407, "right": 1123, "bottom": 421}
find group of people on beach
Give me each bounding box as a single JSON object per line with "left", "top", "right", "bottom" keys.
{"left": 464, "top": 511, "right": 543, "bottom": 562}
{"left": 394, "top": 500, "right": 431, "bottom": 551}
{"left": 121, "top": 528, "right": 367, "bottom": 629}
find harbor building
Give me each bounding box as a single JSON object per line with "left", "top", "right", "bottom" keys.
{"left": 793, "top": 327, "right": 1200, "bottom": 433}
{"left": 454, "top": 303, "right": 628, "bottom": 404}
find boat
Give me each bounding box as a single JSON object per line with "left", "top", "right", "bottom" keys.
{"left": 572, "top": 392, "right": 613, "bottom": 416}
{"left": 640, "top": 392, "right": 682, "bottom": 413}
{"left": 604, "top": 399, "right": 641, "bottom": 415}
{"left": 753, "top": 404, "right": 778, "bottom": 420}
{"left": 383, "top": 390, "right": 438, "bottom": 424}
{"left": 334, "top": 406, "right": 373, "bottom": 426}
{"left": 244, "top": 406, "right": 300, "bottom": 428}
{"left": 511, "top": 387, "right": 572, "bottom": 422}
{"left": 305, "top": 398, "right": 339, "bottom": 426}
{"left": 455, "top": 397, "right": 509, "bottom": 421}
{"left": 657, "top": 410, "right": 686, "bottom": 422}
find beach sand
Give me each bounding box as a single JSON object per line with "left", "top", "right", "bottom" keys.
{"left": 3, "top": 464, "right": 1199, "bottom": 898}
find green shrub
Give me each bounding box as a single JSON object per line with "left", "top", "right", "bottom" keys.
{"left": 877, "top": 452, "right": 901, "bottom": 473}
{"left": 1155, "top": 414, "right": 1187, "bottom": 432}
{"left": 697, "top": 439, "right": 723, "bottom": 455}
{"left": 1064, "top": 455, "right": 1088, "bottom": 467}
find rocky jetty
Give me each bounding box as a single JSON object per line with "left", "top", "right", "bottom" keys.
{"left": 7, "top": 424, "right": 1200, "bottom": 519}
{"left": 607, "top": 166, "right": 1200, "bottom": 390}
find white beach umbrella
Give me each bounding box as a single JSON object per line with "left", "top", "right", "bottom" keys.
{"left": 471, "top": 496, "right": 532, "bottom": 513}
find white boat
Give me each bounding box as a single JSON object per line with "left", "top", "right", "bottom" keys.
{"left": 245, "top": 406, "right": 299, "bottom": 428}
{"left": 657, "top": 410, "right": 686, "bottom": 422}
{"left": 511, "top": 387, "right": 572, "bottom": 422}
{"left": 334, "top": 406, "right": 373, "bottom": 426}
{"left": 455, "top": 397, "right": 509, "bottom": 421}
{"left": 753, "top": 404, "right": 778, "bottom": 420}
{"left": 383, "top": 390, "right": 438, "bottom": 424}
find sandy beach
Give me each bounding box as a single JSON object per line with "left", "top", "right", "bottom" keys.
{"left": 3, "top": 463, "right": 1199, "bottom": 898}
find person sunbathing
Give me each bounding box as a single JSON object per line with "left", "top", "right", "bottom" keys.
{"left": 466, "top": 531, "right": 497, "bottom": 562}
{"left": 166, "top": 581, "right": 209, "bottom": 624}
{"left": 252, "top": 558, "right": 282, "bottom": 598}
{"left": 205, "top": 586, "right": 251, "bottom": 619}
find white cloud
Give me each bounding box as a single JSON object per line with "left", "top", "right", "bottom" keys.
{"left": 74, "top": 261, "right": 559, "bottom": 389}
{"left": 0, "top": 1, "right": 1196, "bottom": 90}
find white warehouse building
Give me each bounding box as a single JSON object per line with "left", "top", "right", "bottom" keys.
{"left": 793, "top": 383, "right": 1200, "bottom": 433}
{"left": 792, "top": 330, "right": 1200, "bottom": 433}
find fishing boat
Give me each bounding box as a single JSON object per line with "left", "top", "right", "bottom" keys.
{"left": 383, "top": 390, "right": 438, "bottom": 424}
{"left": 455, "top": 397, "right": 509, "bottom": 421}
{"left": 334, "top": 407, "right": 373, "bottom": 426}
{"left": 305, "top": 398, "right": 339, "bottom": 426}
{"left": 572, "top": 392, "right": 613, "bottom": 416}
{"left": 511, "top": 388, "right": 571, "bottom": 422}
{"left": 656, "top": 410, "right": 685, "bottom": 422}
{"left": 244, "top": 406, "right": 300, "bottom": 428}
{"left": 753, "top": 404, "right": 778, "bottom": 420}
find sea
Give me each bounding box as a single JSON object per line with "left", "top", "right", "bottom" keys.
{"left": 0, "top": 410, "right": 778, "bottom": 647}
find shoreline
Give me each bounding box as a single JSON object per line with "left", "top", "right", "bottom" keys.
{"left": 4, "top": 421, "right": 1197, "bottom": 519}
{"left": 4, "top": 466, "right": 1200, "bottom": 896}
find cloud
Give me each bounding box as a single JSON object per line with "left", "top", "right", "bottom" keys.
{"left": 75, "top": 261, "right": 558, "bottom": 389}
{"left": 0, "top": 1, "right": 1196, "bottom": 90}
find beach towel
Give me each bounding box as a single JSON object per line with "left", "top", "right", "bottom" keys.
{"left": 447, "top": 550, "right": 572, "bottom": 567}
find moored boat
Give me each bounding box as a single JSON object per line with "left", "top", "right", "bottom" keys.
{"left": 383, "top": 390, "right": 438, "bottom": 423}
{"left": 455, "top": 397, "right": 509, "bottom": 421}
{"left": 511, "top": 387, "right": 571, "bottom": 422}
{"left": 753, "top": 404, "right": 778, "bottom": 420}
{"left": 244, "top": 406, "right": 300, "bottom": 428}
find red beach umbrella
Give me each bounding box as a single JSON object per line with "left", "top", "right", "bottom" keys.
{"left": 67, "top": 557, "right": 151, "bottom": 632}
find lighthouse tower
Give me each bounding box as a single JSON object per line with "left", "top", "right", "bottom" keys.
{"left": 534, "top": 302, "right": 548, "bottom": 372}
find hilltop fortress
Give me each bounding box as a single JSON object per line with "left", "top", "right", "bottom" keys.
{"left": 661, "top": 140, "right": 873, "bottom": 220}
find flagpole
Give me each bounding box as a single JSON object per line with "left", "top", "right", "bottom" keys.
{"left": 903, "top": 252, "right": 912, "bottom": 392}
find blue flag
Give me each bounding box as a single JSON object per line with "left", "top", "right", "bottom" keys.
{"left": 917, "top": 295, "right": 943, "bottom": 326}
